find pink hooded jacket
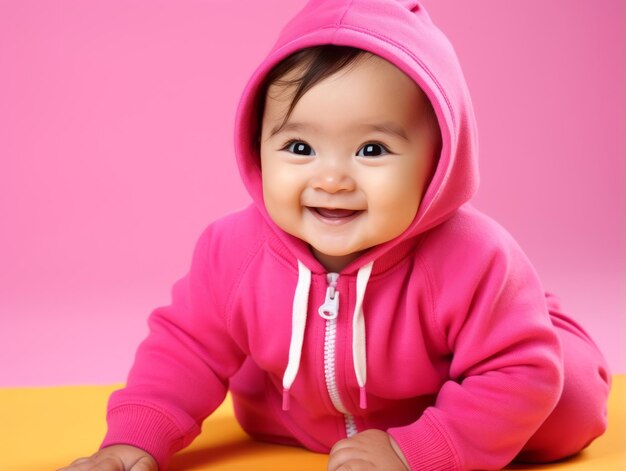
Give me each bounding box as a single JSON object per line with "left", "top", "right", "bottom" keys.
{"left": 101, "top": 1, "right": 567, "bottom": 469}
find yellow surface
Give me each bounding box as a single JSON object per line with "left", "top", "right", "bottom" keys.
{"left": 1, "top": 376, "right": 624, "bottom": 471}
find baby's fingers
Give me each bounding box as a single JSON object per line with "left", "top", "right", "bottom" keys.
{"left": 56, "top": 445, "right": 157, "bottom": 471}
{"left": 56, "top": 461, "right": 87, "bottom": 470}
{"left": 328, "top": 439, "right": 372, "bottom": 471}
{"left": 56, "top": 453, "right": 124, "bottom": 470}
{"left": 128, "top": 456, "right": 157, "bottom": 471}
{"left": 328, "top": 456, "right": 374, "bottom": 471}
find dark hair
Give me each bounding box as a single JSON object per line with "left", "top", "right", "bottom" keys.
{"left": 254, "top": 45, "right": 369, "bottom": 146}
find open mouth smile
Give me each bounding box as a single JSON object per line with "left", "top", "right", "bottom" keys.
{"left": 306, "top": 207, "right": 363, "bottom": 225}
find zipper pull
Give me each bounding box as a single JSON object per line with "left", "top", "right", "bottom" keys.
{"left": 318, "top": 273, "right": 339, "bottom": 320}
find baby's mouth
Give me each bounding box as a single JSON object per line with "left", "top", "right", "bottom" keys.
{"left": 313, "top": 207, "right": 359, "bottom": 219}
{"left": 307, "top": 206, "right": 363, "bottom": 224}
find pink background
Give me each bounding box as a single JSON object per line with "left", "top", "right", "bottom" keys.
{"left": 1, "top": 0, "right": 624, "bottom": 387}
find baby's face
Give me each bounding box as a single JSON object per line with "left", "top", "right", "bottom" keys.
{"left": 259, "top": 53, "right": 439, "bottom": 272}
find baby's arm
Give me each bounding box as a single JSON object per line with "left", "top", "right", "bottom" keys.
{"left": 103, "top": 227, "right": 247, "bottom": 468}
{"left": 57, "top": 445, "right": 157, "bottom": 471}
{"left": 62, "top": 225, "right": 247, "bottom": 470}
{"left": 386, "top": 228, "right": 564, "bottom": 470}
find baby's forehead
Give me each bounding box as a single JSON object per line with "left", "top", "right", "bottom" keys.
{"left": 257, "top": 45, "right": 438, "bottom": 143}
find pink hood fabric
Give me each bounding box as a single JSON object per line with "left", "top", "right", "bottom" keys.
{"left": 101, "top": 2, "right": 566, "bottom": 470}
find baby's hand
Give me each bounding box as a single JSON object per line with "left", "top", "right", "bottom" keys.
{"left": 327, "top": 429, "right": 410, "bottom": 471}
{"left": 56, "top": 444, "right": 158, "bottom": 471}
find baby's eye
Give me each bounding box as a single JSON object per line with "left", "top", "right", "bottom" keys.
{"left": 284, "top": 140, "right": 315, "bottom": 156}
{"left": 357, "top": 143, "right": 390, "bottom": 158}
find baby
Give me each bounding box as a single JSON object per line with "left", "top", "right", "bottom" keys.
{"left": 59, "top": 1, "right": 610, "bottom": 470}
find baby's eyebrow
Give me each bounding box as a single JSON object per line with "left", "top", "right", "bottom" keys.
{"left": 269, "top": 121, "right": 315, "bottom": 138}
{"left": 269, "top": 121, "right": 409, "bottom": 141}
{"left": 358, "top": 122, "right": 409, "bottom": 141}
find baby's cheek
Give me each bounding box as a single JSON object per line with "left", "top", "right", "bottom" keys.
{"left": 262, "top": 177, "right": 303, "bottom": 236}
{"left": 264, "top": 164, "right": 296, "bottom": 194}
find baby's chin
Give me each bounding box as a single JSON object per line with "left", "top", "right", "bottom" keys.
{"left": 309, "top": 244, "right": 368, "bottom": 270}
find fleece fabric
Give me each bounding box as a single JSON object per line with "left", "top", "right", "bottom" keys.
{"left": 101, "top": 1, "right": 609, "bottom": 470}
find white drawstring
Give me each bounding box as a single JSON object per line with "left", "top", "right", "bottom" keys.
{"left": 282, "top": 260, "right": 311, "bottom": 410}
{"left": 352, "top": 261, "right": 374, "bottom": 409}
{"left": 282, "top": 260, "right": 374, "bottom": 411}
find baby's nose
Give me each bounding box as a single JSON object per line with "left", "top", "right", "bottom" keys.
{"left": 311, "top": 159, "right": 356, "bottom": 193}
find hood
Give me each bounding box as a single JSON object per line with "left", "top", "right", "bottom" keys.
{"left": 233, "top": 0, "right": 479, "bottom": 274}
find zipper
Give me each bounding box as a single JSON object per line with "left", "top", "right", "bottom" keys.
{"left": 318, "top": 273, "right": 358, "bottom": 438}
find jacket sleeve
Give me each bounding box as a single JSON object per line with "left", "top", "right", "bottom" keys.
{"left": 387, "top": 228, "right": 564, "bottom": 471}
{"left": 100, "top": 225, "right": 247, "bottom": 470}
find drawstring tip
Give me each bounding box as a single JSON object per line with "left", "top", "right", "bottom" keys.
{"left": 359, "top": 387, "right": 367, "bottom": 409}
{"left": 282, "top": 388, "right": 291, "bottom": 411}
